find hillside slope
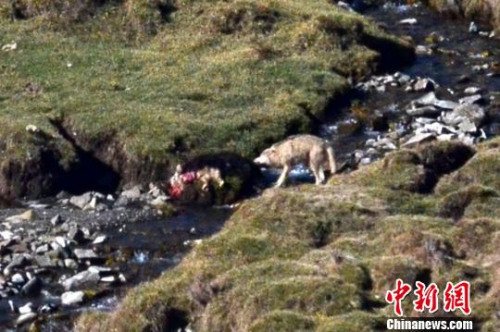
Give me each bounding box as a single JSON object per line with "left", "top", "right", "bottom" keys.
{"left": 0, "top": 0, "right": 413, "bottom": 200}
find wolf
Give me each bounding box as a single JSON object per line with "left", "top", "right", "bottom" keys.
{"left": 253, "top": 134, "right": 336, "bottom": 187}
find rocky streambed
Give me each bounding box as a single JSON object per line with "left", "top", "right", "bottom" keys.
{"left": 321, "top": 2, "right": 499, "bottom": 171}
{"left": 0, "top": 188, "right": 230, "bottom": 330}
{"left": 0, "top": 2, "right": 499, "bottom": 331}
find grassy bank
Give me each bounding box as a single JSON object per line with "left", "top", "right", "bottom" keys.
{"left": 76, "top": 138, "right": 500, "bottom": 331}
{"left": 0, "top": 0, "right": 413, "bottom": 199}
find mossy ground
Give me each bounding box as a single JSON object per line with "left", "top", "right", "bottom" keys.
{"left": 76, "top": 139, "right": 500, "bottom": 331}
{"left": 0, "top": 0, "right": 413, "bottom": 199}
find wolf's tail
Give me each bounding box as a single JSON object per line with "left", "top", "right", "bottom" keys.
{"left": 326, "top": 146, "right": 336, "bottom": 174}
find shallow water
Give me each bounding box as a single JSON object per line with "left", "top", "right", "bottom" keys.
{"left": 0, "top": 205, "right": 230, "bottom": 330}
{"left": 320, "top": 3, "right": 499, "bottom": 162}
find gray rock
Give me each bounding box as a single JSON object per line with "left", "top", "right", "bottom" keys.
{"left": 18, "top": 302, "right": 34, "bottom": 314}
{"left": 35, "top": 244, "right": 50, "bottom": 255}
{"left": 50, "top": 214, "right": 63, "bottom": 226}
{"left": 121, "top": 186, "right": 142, "bottom": 200}
{"left": 434, "top": 99, "right": 459, "bottom": 110}
{"left": 399, "top": 18, "right": 417, "bottom": 25}
{"left": 5, "top": 210, "right": 36, "bottom": 223}
{"left": 61, "top": 291, "right": 85, "bottom": 306}
{"left": 469, "top": 21, "right": 478, "bottom": 33}
{"left": 458, "top": 119, "right": 477, "bottom": 133}
{"left": 68, "top": 227, "right": 86, "bottom": 244}
{"left": 437, "top": 133, "right": 456, "bottom": 141}
{"left": 464, "top": 87, "right": 482, "bottom": 95}
{"left": 453, "top": 104, "right": 486, "bottom": 126}
{"left": 62, "top": 270, "right": 100, "bottom": 290}
{"left": 16, "top": 312, "right": 37, "bottom": 326}
{"left": 11, "top": 273, "right": 25, "bottom": 284}
{"left": 0, "top": 230, "right": 14, "bottom": 241}
{"left": 69, "top": 192, "right": 93, "bottom": 210}
{"left": 21, "top": 277, "right": 43, "bottom": 297}
{"left": 415, "top": 45, "right": 433, "bottom": 55}
{"left": 54, "top": 236, "right": 70, "bottom": 249}
{"left": 92, "top": 235, "right": 107, "bottom": 245}
{"left": 64, "top": 259, "right": 78, "bottom": 270}
{"left": 414, "top": 78, "right": 435, "bottom": 91}
{"left": 407, "top": 105, "right": 440, "bottom": 117}
{"left": 459, "top": 94, "right": 483, "bottom": 105}
{"left": 34, "top": 255, "right": 57, "bottom": 268}
{"left": 4, "top": 255, "right": 30, "bottom": 275}
{"left": 73, "top": 248, "right": 98, "bottom": 261}
{"left": 402, "top": 133, "right": 436, "bottom": 147}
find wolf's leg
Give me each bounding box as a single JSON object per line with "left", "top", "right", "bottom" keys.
{"left": 310, "top": 162, "right": 322, "bottom": 185}
{"left": 275, "top": 165, "right": 290, "bottom": 188}
{"left": 318, "top": 166, "right": 326, "bottom": 184}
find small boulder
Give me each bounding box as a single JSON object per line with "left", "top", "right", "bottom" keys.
{"left": 62, "top": 270, "right": 100, "bottom": 291}
{"left": 5, "top": 210, "right": 36, "bottom": 223}
{"left": 61, "top": 291, "right": 85, "bottom": 306}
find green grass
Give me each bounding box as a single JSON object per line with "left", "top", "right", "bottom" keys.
{"left": 0, "top": 0, "right": 412, "bottom": 196}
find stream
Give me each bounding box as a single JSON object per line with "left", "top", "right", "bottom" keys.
{"left": 0, "top": 2, "right": 498, "bottom": 331}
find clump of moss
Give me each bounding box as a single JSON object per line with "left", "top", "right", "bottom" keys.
{"left": 438, "top": 185, "right": 498, "bottom": 220}
{"left": 435, "top": 146, "right": 500, "bottom": 195}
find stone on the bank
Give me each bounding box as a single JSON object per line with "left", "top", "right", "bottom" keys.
{"left": 458, "top": 119, "right": 477, "bottom": 133}
{"left": 16, "top": 312, "right": 37, "bottom": 326}
{"left": 0, "top": 230, "right": 14, "bottom": 241}
{"left": 68, "top": 227, "right": 86, "bottom": 244}
{"left": 459, "top": 94, "right": 483, "bottom": 105}
{"left": 464, "top": 87, "right": 482, "bottom": 94}
{"left": 61, "top": 291, "right": 85, "bottom": 306}
{"left": 69, "top": 193, "right": 93, "bottom": 210}
{"left": 399, "top": 18, "right": 417, "bottom": 25}
{"left": 402, "top": 133, "right": 436, "bottom": 147}
{"left": 452, "top": 104, "right": 486, "bottom": 126}
{"left": 407, "top": 105, "right": 440, "bottom": 117}
{"left": 73, "top": 248, "right": 98, "bottom": 261}
{"left": 414, "top": 78, "right": 435, "bottom": 91}
{"left": 4, "top": 255, "right": 29, "bottom": 275}
{"left": 34, "top": 255, "right": 57, "bottom": 268}
{"left": 35, "top": 244, "right": 50, "bottom": 254}
{"left": 434, "top": 99, "right": 458, "bottom": 110}
{"left": 121, "top": 186, "right": 142, "bottom": 200}
{"left": 50, "top": 214, "right": 64, "bottom": 226}
{"left": 5, "top": 210, "right": 36, "bottom": 223}
{"left": 64, "top": 259, "right": 78, "bottom": 270}
{"left": 415, "top": 45, "right": 433, "bottom": 55}
{"left": 62, "top": 270, "right": 100, "bottom": 290}
{"left": 18, "top": 302, "right": 34, "bottom": 314}
{"left": 92, "top": 235, "right": 107, "bottom": 245}
{"left": 11, "top": 273, "right": 25, "bottom": 284}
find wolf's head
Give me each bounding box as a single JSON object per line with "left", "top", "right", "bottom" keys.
{"left": 253, "top": 147, "right": 280, "bottom": 167}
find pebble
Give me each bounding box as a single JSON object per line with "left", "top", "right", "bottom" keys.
{"left": 16, "top": 312, "right": 37, "bottom": 326}
{"left": 61, "top": 291, "right": 85, "bottom": 306}
{"left": 18, "top": 302, "right": 34, "bottom": 315}
{"left": 399, "top": 18, "right": 417, "bottom": 25}
{"left": 50, "top": 214, "right": 64, "bottom": 226}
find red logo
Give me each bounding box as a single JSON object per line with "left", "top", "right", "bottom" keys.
{"left": 443, "top": 281, "right": 471, "bottom": 315}
{"left": 385, "top": 279, "right": 412, "bottom": 316}
{"left": 386, "top": 279, "right": 471, "bottom": 316}
{"left": 413, "top": 281, "right": 439, "bottom": 313}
